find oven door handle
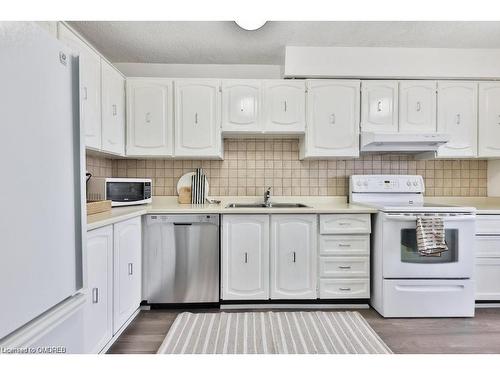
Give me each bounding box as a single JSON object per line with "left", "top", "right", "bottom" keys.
{"left": 384, "top": 214, "right": 476, "bottom": 222}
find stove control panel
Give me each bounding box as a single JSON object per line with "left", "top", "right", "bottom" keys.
{"left": 350, "top": 175, "right": 425, "bottom": 193}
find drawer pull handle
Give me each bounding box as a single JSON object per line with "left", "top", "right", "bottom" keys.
{"left": 92, "top": 287, "right": 99, "bottom": 304}
{"left": 244, "top": 252, "right": 248, "bottom": 263}
{"left": 339, "top": 287, "right": 351, "bottom": 291}
{"left": 292, "top": 251, "right": 296, "bottom": 263}
{"left": 338, "top": 265, "right": 352, "bottom": 269}
{"left": 338, "top": 222, "right": 351, "bottom": 226}
{"left": 338, "top": 243, "right": 351, "bottom": 247}
{"left": 128, "top": 263, "right": 133, "bottom": 275}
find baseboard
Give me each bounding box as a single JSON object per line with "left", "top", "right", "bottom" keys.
{"left": 100, "top": 308, "right": 141, "bottom": 354}
{"left": 475, "top": 302, "right": 500, "bottom": 308}
{"left": 220, "top": 303, "right": 370, "bottom": 310}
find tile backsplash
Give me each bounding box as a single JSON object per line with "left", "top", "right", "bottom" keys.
{"left": 86, "top": 139, "right": 488, "bottom": 197}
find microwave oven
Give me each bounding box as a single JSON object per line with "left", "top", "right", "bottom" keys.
{"left": 87, "top": 178, "right": 152, "bottom": 207}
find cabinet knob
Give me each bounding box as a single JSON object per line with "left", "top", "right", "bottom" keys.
{"left": 82, "top": 87, "right": 88, "bottom": 100}
{"left": 244, "top": 252, "right": 248, "bottom": 263}
{"left": 283, "top": 100, "right": 287, "bottom": 112}
{"left": 338, "top": 265, "right": 352, "bottom": 269}
{"left": 330, "top": 113, "right": 336, "bottom": 124}
{"left": 416, "top": 101, "right": 421, "bottom": 112}
{"left": 128, "top": 263, "right": 133, "bottom": 275}
{"left": 377, "top": 101, "right": 382, "bottom": 112}
{"left": 145, "top": 112, "right": 151, "bottom": 123}
{"left": 339, "top": 287, "right": 351, "bottom": 291}
{"left": 456, "top": 114, "right": 461, "bottom": 125}
{"left": 112, "top": 104, "right": 117, "bottom": 116}
{"left": 195, "top": 112, "right": 198, "bottom": 124}
{"left": 92, "top": 287, "right": 99, "bottom": 304}
{"left": 292, "top": 251, "right": 296, "bottom": 263}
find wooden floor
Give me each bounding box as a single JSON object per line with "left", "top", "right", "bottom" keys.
{"left": 108, "top": 307, "right": 500, "bottom": 354}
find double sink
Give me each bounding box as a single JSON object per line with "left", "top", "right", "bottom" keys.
{"left": 226, "top": 203, "right": 309, "bottom": 208}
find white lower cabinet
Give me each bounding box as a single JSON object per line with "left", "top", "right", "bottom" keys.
{"left": 318, "top": 214, "right": 371, "bottom": 300}
{"left": 113, "top": 217, "right": 142, "bottom": 334}
{"left": 85, "top": 225, "right": 113, "bottom": 353}
{"left": 270, "top": 215, "right": 317, "bottom": 299}
{"left": 222, "top": 215, "right": 270, "bottom": 300}
{"left": 475, "top": 217, "right": 500, "bottom": 301}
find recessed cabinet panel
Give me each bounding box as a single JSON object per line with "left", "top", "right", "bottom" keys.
{"left": 113, "top": 217, "right": 142, "bottom": 334}
{"left": 126, "top": 79, "right": 173, "bottom": 156}
{"left": 270, "top": 215, "right": 317, "bottom": 299}
{"left": 479, "top": 82, "right": 500, "bottom": 157}
{"left": 437, "top": 81, "right": 478, "bottom": 158}
{"left": 101, "top": 61, "right": 125, "bottom": 155}
{"left": 222, "top": 80, "right": 262, "bottom": 133}
{"left": 361, "top": 80, "right": 398, "bottom": 132}
{"left": 58, "top": 24, "right": 102, "bottom": 150}
{"left": 303, "top": 80, "right": 360, "bottom": 158}
{"left": 222, "top": 215, "right": 270, "bottom": 300}
{"left": 399, "top": 81, "right": 437, "bottom": 133}
{"left": 475, "top": 258, "right": 500, "bottom": 300}
{"left": 263, "top": 80, "right": 305, "bottom": 133}
{"left": 174, "top": 80, "right": 222, "bottom": 158}
{"left": 85, "top": 226, "right": 113, "bottom": 353}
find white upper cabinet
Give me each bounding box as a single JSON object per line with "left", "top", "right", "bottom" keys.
{"left": 398, "top": 81, "right": 437, "bottom": 133}
{"left": 222, "top": 215, "right": 270, "bottom": 300}
{"left": 479, "top": 82, "right": 500, "bottom": 158}
{"left": 174, "top": 80, "right": 222, "bottom": 159}
{"left": 101, "top": 61, "right": 125, "bottom": 155}
{"left": 361, "top": 80, "right": 398, "bottom": 132}
{"left": 58, "top": 24, "right": 102, "bottom": 150}
{"left": 301, "top": 80, "right": 360, "bottom": 159}
{"left": 85, "top": 226, "right": 113, "bottom": 354}
{"left": 270, "top": 215, "right": 317, "bottom": 300}
{"left": 437, "top": 81, "right": 478, "bottom": 158}
{"left": 222, "top": 80, "right": 262, "bottom": 133}
{"left": 126, "top": 78, "right": 173, "bottom": 156}
{"left": 263, "top": 80, "right": 306, "bottom": 133}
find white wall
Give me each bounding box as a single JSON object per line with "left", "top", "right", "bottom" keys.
{"left": 488, "top": 160, "right": 500, "bottom": 197}
{"left": 114, "top": 63, "right": 282, "bottom": 79}
{"left": 285, "top": 47, "right": 500, "bottom": 79}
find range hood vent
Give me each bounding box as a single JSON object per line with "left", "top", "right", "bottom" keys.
{"left": 360, "top": 132, "right": 450, "bottom": 153}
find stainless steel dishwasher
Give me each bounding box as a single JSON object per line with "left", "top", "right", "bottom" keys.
{"left": 143, "top": 214, "right": 219, "bottom": 304}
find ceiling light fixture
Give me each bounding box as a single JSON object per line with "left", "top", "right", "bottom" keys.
{"left": 234, "top": 20, "right": 267, "bottom": 31}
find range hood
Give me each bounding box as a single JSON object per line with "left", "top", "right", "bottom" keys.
{"left": 360, "top": 132, "right": 450, "bottom": 153}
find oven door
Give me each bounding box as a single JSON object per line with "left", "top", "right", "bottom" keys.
{"left": 106, "top": 181, "right": 150, "bottom": 205}
{"left": 381, "top": 212, "right": 476, "bottom": 278}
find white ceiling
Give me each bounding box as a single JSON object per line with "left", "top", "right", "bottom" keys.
{"left": 69, "top": 21, "right": 500, "bottom": 65}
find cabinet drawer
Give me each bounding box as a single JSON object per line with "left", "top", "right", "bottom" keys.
{"left": 475, "top": 258, "right": 500, "bottom": 300}
{"left": 319, "top": 256, "right": 370, "bottom": 278}
{"left": 476, "top": 215, "right": 500, "bottom": 235}
{"left": 320, "top": 214, "right": 371, "bottom": 234}
{"left": 475, "top": 236, "right": 500, "bottom": 258}
{"left": 319, "top": 279, "right": 369, "bottom": 299}
{"left": 320, "top": 235, "right": 370, "bottom": 256}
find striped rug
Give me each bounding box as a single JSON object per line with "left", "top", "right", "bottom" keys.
{"left": 157, "top": 311, "right": 392, "bottom": 354}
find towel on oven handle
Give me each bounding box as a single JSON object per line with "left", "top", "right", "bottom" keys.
{"left": 416, "top": 216, "right": 448, "bottom": 256}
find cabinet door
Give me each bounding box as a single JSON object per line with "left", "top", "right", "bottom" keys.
{"left": 361, "top": 80, "right": 398, "bottom": 132}
{"left": 263, "top": 80, "right": 305, "bottom": 133}
{"left": 222, "top": 80, "right": 262, "bottom": 133}
{"left": 303, "top": 80, "right": 360, "bottom": 158}
{"left": 479, "top": 82, "right": 500, "bottom": 158}
{"left": 126, "top": 79, "right": 173, "bottom": 156}
{"left": 475, "top": 258, "right": 500, "bottom": 301}
{"left": 101, "top": 61, "right": 125, "bottom": 155}
{"left": 174, "top": 80, "right": 222, "bottom": 158}
{"left": 437, "top": 81, "right": 478, "bottom": 158}
{"left": 58, "top": 24, "right": 102, "bottom": 150}
{"left": 113, "top": 217, "right": 142, "bottom": 334}
{"left": 85, "top": 226, "right": 113, "bottom": 353}
{"left": 271, "top": 215, "right": 317, "bottom": 299}
{"left": 399, "top": 81, "right": 437, "bottom": 133}
{"left": 222, "top": 215, "right": 269, "bottom": 300}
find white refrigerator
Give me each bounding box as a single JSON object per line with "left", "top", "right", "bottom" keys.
{"left": 0, "top": 22, "right": 86, "bottom": 352}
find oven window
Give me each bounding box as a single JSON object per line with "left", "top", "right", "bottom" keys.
{"left": 107, "top": 182, "right": 144, "bottom": 202}
{"left": 400, "top": 229, "right": 459, "bottom": 264}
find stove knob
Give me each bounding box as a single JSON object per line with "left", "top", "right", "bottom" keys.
{"left": 356, "top": 181, "right": 362, "bottom": 186}
{"left": 406, "top": 181, "right": 411, "bottom": 186}
{"left": 363, "top": 181, "right": 368, "bottom": 187}
{"left": 413, "top": 181, "right": 418, "bottom": 186}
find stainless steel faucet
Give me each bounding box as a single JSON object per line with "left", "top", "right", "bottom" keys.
{"left": 264, "top": 187, "right": 272, "bottom": 207}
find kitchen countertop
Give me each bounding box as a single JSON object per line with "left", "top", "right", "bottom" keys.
{"left": 425, "top": 197, "right": 500, "bottom": 215}
{"left": 86, "top": 196, "right": 377, "bottom": 231}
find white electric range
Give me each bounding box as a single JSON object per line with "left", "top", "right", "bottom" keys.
{"left": 350, "top": 175, "right": 476, "bottom": 318}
